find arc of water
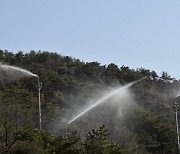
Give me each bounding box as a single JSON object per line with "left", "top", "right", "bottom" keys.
{"left": 67, "top": 81, "right": 138, "bottom": 124}
{"left": 0, "top": 64, "right": 38, "bottom": 80}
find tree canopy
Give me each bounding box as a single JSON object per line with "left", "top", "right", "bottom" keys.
{"left": 0, "top": 49, "right": 179, "bottom": 153}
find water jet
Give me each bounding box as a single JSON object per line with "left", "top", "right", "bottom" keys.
{"left": 0, "top": 63, "right": 38, "bottom": 80}
{"left": 67, "top": 79, "right": 143, "bottom": 125}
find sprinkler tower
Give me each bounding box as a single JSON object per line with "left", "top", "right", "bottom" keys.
{"left": 37, "top": 76, "right": 42, "bottom": 130}
{"left": 175, "top": 96, "right": 180, "bottom": 149}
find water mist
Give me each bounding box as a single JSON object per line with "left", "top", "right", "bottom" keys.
{"left": 67, "top": 79, "right": 140, "bottom": 125}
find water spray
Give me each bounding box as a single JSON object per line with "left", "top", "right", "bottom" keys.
{"left": 67, "top": 78, "right": 144, "bottom": 125}
{"left": 0, "top": 64, "right": 38, "bottom": 80}
{"left": 67, "top": 86, "right": 128, "bottom": 125}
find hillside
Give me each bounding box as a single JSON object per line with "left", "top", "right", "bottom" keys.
{"left": 0, "top": 49, "right": 179, "bottom": 153}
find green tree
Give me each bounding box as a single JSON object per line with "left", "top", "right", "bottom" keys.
{"left": 0, "top": 83, "right": 36, "bottom": 153}
{"left": 126, "top": 105, "right": 176, "bottom": 153}
{"left": 17, "top": 128, "right": 82, "bottom": 154}
{"left": 83, "top": 125, "right": 127, "bottom": 154}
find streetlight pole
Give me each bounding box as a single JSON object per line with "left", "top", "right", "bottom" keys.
{"left": 38, "top": 77, "right": 42, "bottom": 130}
{"left": 175, "top": 100, "right": 180, "bottom": 149}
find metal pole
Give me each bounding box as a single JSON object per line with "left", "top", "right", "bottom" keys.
{"left": 175, "top": 101, "right": 180, "bottom": 149}
{"left": 38, "top": 77, "right": 42, "bottom": 130}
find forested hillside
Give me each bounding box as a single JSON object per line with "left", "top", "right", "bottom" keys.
{"left": 0, "top": 49, "right": 179, "bottom": 153}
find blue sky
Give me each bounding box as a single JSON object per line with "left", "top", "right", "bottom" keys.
{"left": 1, "top": 1, "right": 180, "bottom": 79}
